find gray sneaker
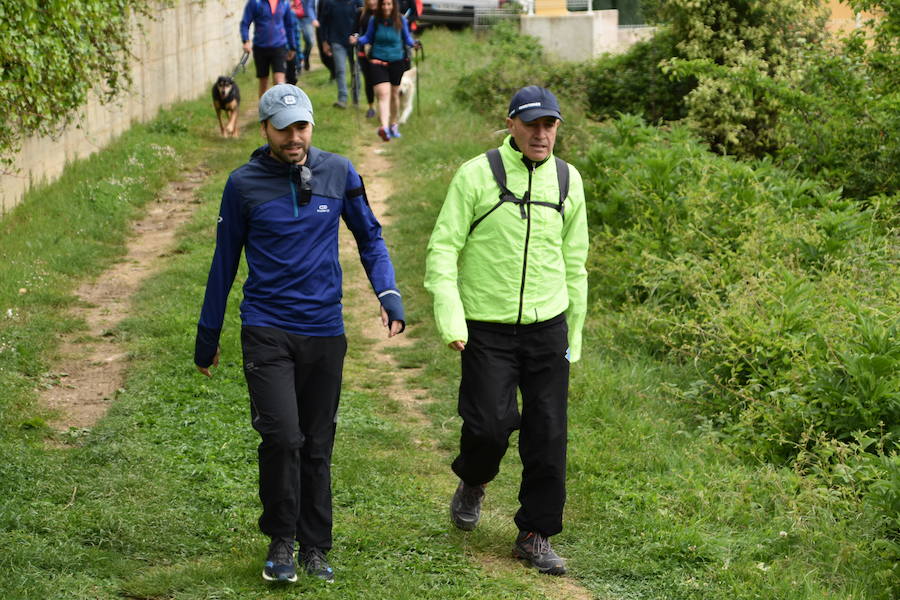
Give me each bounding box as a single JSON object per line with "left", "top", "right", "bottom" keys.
{"left": 300, "top": 547, "right": 335, "bottom": 583}
{"left": 450, "top": 480, "right": 485, "bottom": 531}
{"left": 262, "top": 536, "right": 297, "bottom": 582}
{"left": 513, "top": 531, "right": 567, "bottom": 575}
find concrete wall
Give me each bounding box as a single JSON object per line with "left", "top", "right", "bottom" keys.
{"left": 520, "top": 10, "right": 655, "bottom": 63}
{"left": 0, "top": 0, "right": 245, "bottom": 215}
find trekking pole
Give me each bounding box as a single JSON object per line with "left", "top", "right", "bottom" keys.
{"left": 231, "top": 51, "right": 250, "bottom": 79}
{"left": 414, "top": 42, "right": 423, "bottom": 116}
{"left": 351, "top": 44, "right": 361, "bottom": 108}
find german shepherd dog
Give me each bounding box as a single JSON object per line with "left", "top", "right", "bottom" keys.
{"left": 212, "top": 75, "right": 241, "bottom": 137}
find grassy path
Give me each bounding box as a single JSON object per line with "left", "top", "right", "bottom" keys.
{"left": 0, "top": 26, "right": 890, "bottom": 600}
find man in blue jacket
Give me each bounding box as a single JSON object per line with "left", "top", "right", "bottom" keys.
{"left": 241, "top": 0, "right": 299, "bottom": 97}
{"left": 194, "top": 83, "right": 405, "bottom": 584}
{"left": 318, "top": 0, "right": 362, "bottom": 108}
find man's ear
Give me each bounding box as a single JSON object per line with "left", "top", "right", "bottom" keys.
{"left": 260, "top": 120, "right": 268, "bottom": 139}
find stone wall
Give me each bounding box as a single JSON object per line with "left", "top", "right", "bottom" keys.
{"left": 0, "top": 0, "right": 245, "bottom": 214}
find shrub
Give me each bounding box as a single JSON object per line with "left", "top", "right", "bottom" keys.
{"left": 0, "top": 0, "right": 171, "bottom": 164}
{"left": 579, "top": 116, "right": 899, "bottom": 464}
{"left": 585, "top": 31, "right": 692, "bottom": 123}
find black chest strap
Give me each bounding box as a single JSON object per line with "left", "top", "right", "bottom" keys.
{"left": 469, "top": 148, "right": 570, "bottom": 235}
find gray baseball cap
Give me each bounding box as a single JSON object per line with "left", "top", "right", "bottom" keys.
{"left": 258, "top": 84, "right": 315, "bottom": 129}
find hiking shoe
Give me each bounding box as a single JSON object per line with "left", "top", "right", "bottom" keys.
{"left": 262, "top": 537, "right": 297, "bottom": 583}
{"left": 365, "top": 108, "right": 376, "bottom": 119}
{"left": 389, "top": 123, "right": 402, "bottom": 138}
{"left": 513, "top": 531, "right": 566, "bottom": 575}
{"left": 333, "top": 100, "right": 347, "bottom": 109}
{"left": 304, "top": 57, "right": 311, "bottom": 71}
{"left": 300, "top": 547, "right": 335, "bottom": 583}
{"left": 450, "top": 480, "right": 485, "bottom": 531}
{"left": 377, "top": 126, "right": 390, "bottom": 142}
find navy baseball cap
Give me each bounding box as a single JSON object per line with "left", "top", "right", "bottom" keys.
{"left": 259, "top": 84, "right": 315, "bottom": 128}
{"left": 507, "top": 86, "right": 563, "bottom": 122}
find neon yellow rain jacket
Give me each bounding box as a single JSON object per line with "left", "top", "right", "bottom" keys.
{"left": 424, "top": 136, "right": 589, "bottom": 362}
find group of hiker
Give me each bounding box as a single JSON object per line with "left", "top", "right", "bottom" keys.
{"left": 196, "top": 0, "right": 589, "bottom": 588}
{"left": 241, "top": 0, "right": 421, "bottom": 141}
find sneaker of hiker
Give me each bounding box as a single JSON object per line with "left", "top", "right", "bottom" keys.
{"left": 513, "top": 531, "right": 567, "bottom": 576}
{"left": 263, "top": 536, "right": 298, "bottom": 583}
{"left": 389, "top": 123, "right": 401, "bottom": 138}
{"left": 377, "top": 126, "right": 390, "bottom": 142}
{"left": 366, "top": 108, "right": 376, "bottom": 119}
{"left": 450, "top": 480, "right": 485, "bottom": 531}
{"left": 300, "top": 546, "right": 335, "bottom": 583}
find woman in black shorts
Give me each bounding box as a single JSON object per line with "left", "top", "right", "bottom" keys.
{"left": 350, "top": 0, "right": 419, "bottom": 141}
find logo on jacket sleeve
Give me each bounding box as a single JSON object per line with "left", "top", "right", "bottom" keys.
{"left": 316, "top": 204, "right": 330, "bottom": 213}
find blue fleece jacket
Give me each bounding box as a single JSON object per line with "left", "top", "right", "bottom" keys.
{"left": 319, "top": 0, "right": 362, "bottom": 46}
{"left": 194, "top": 145, "right": 402, "bottom": 367}
{"left": 241, "top": 0, "right": 298, "bottom": 49}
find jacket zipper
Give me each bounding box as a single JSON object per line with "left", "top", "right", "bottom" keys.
{"left": 289, "top": 179, "right": 299, "bottom": 217}
{"left": 516, "top": 162, "right": 535, "bottom": 325}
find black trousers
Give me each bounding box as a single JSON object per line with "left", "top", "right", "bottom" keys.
{"left": 241, "top": 326, "right": 347, "bottom": 551}
{"left": 452, "top": 315, "right": 570, "bottom": 537}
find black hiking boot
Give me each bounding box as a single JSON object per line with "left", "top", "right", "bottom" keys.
{"left": 450, "top": 480, "right": 485, "bottom": 531}
{"left": 300, "top": 547, "right": 335, "bottom": 583}
{"left": 262, "top": 536, "right": 297, "bottom": 582}
{"left": 513, "top": 531, "right": 567, "bottom": 575}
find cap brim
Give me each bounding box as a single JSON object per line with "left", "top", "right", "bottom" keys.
{"left": 267, "top": 108, "right": 315, "bottom": 129}
{"left": 516, "top": 108, "right": 563, "bottom": 123}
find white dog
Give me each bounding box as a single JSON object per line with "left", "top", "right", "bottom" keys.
{"left": 397, "top": 67, "right": 417, "bottom": 124}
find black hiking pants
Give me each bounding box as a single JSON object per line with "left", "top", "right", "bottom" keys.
{"left": 241, "top": 326, "right": 346, "bottom": 551}
{"left": 451, "top": 314, "right": 570, "bottom": 537}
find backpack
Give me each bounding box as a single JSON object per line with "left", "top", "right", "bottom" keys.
{"left": 469, "top": 148, "right": 570, "bottom": 235}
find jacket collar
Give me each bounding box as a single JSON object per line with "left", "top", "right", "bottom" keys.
{"left": 504, "top": 135, "right": 552, "bottom": 171}
{"left": 249, "top": 145, "right": 321, "bottom": 173}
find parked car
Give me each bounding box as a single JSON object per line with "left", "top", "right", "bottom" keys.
{"left": 419, "top": 0, "right": 510, "bottom": 26}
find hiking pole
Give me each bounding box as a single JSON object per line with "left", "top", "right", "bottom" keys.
{"left": 414, "top": 42, "right": 424, "bottom": 116}
{"left": 231, "top": 51, "right": 250, "bottom": 79}
{"left": 351, "top": 44, "right": 361, "bottom": 108}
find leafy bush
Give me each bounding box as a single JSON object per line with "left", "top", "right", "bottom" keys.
{"left": 585, "top": 31, "right": 692, "bottom": 123}
{"left": 0, "top": 0, "right": 170, "bottom": 164}
{"left": 580, "top": 116, "right": 899, "bottom": 467}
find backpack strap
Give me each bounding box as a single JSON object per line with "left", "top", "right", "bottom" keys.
{"left": 469, "top": 149, "right": 518, "bottom": 234}
{"left": 469, "top": 149, "right": 569, "bottom": 235}
{"left": 554, "top": 156, "right": 569, "bottom": 217}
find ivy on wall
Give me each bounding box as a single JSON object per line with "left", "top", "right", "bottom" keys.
{"left": 0, "top": 0, "right": 173, "bottom": 165}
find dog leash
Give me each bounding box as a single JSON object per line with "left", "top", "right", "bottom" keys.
{"left": 230, "top": 51, "right": 250, "bottom": 79}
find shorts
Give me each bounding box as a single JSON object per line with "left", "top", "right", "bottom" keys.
{"left": 253, "top": 46, "right": 287, "bottom": 77}
{"left": 368, "top": 57, "right": 409, "bottom": 86}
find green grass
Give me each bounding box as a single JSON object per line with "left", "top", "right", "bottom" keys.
{"left": 0, "top": 26, "right": 894, "bottom": 600}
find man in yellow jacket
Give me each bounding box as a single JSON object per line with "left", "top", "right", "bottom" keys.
{"left": 424, "top": 86, "right": 588, "bottom": 575}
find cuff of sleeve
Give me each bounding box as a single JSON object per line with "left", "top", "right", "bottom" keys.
{"left": 194, "top": 324, "right": 221, "bottom": 368}
{"left": 378, "top": 291, "right": 405, "bottom": 333}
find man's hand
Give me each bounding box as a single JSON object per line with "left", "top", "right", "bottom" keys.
{"left": 380, "top": 306, "right": 404, "bottom": 337}
{"left": 448, "top": 340, "right": 465, "bottom": 351}
{"left": 195, "top": 348, "right": 220, "bottom": 377}
{"left": 312, "top": 19, "right": 320, "bottom": 27}
{"left": 242, "top": 40, "right": 252, "bottom": 54}
{"left": 287, "top": 49, "right": 296, "bottom": 61}
{"left": 348, "top": 33, "right": 359, "bottom": 45}
{"left": 322, "top": 41, "right": 332, "bottom": 56}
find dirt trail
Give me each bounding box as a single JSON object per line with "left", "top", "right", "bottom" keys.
{"left": 42, "top": 105, "right": 257, "bottom": 434}
{"left": 346, "top": 142, "right": 595, "bottom": 600}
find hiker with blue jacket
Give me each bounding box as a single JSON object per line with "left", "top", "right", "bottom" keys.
{"left": 424, "top": 86, "right": 588, "bottom": 576}
{"left": 349, "top": 0, "right": 419, "bottom": 141}
{"left": 194, "top": 84, "right": 405, "bottom": 584}
{"left": 241, "top": 0, "right": 299, "bottom": 98}
{"left": 318, "top": 0, "right": 363, "bottom": 108}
